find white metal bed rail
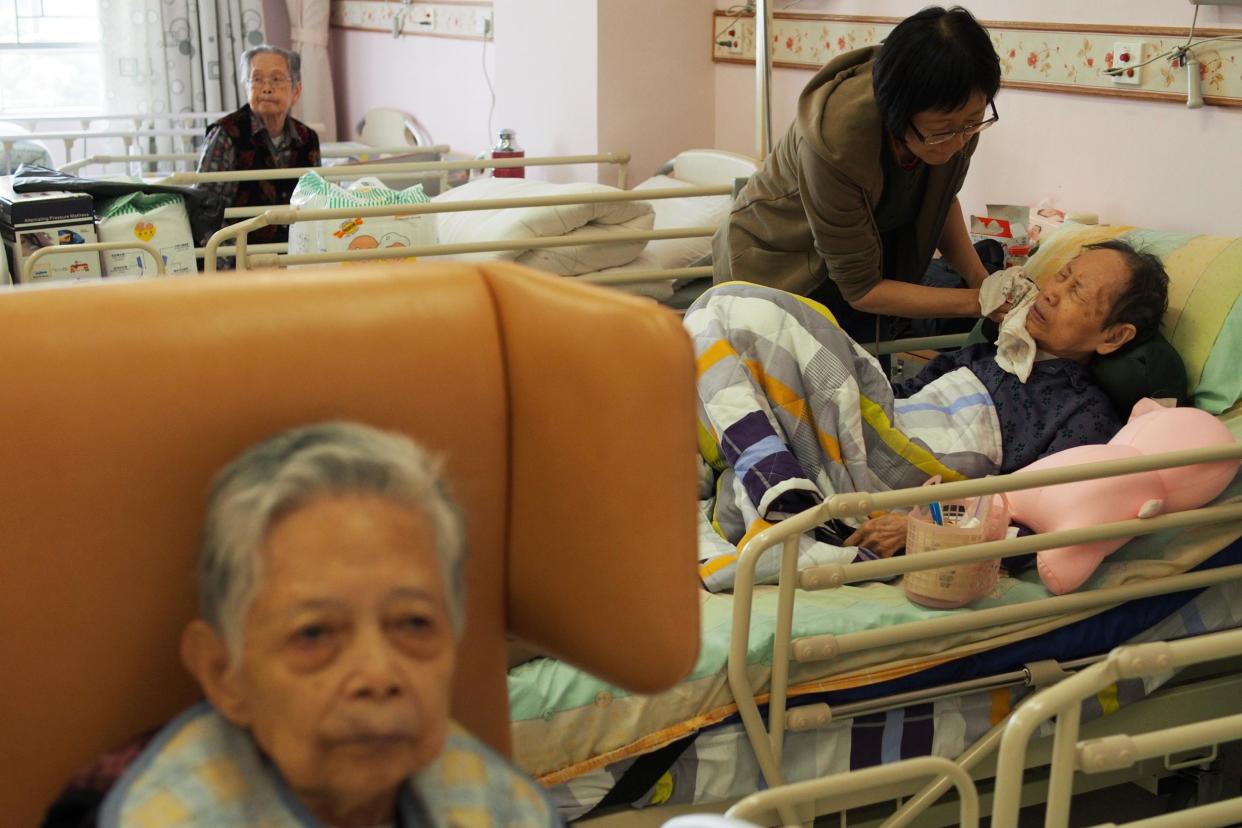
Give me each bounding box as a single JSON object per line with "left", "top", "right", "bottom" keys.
{"left": 725, "top": 756, "right": 980, "bottom": 828}
{"left": 58, "top": 145, "right": 449, "bottom": 175}
{"left": 726, "top": 442, "right": 1242, "bottom": 826}
{"left": 201, "top": 183, "right": 730, "bottom": 287}
{"left": 161, "top": 151, "right": 633, "bottom": 192}
{"left": 990, "top": 627, "right": 1242, "bottom": 828}
{"left": 1, "top": 111, "right": 233, "bottom": 132}
{"left": 18, "top": 240, "right": 168, "bottom": 283}
{"left": 0, "top": 121, "right": 329, "bottom": 171}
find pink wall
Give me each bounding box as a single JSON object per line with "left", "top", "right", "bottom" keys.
{"left": 330, "top": 28, "right": 496, "bottom": 152}
{"left": 492, "top": 0, "right": 598, "bottom": 182}
{"left": 598, "top": 0, "right": 717, "bottom": 184}
{"left": 714, "top": 0, "right": 1242, "bottom": 235}
{"left": 327, "top": 0, "right": 715, "bottom": 184}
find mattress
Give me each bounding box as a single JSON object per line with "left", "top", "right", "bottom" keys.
{"left": 550, "top": 574, "right": 1242, "bottom": 818}
{"left": 510, "top": 413, "right": 1242, "bottom": 795}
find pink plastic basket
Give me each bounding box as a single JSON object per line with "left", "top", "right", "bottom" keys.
{"left": 902, "top": 494, "right": 1010, "bottom": 609}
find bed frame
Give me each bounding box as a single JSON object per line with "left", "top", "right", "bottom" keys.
{"left": 696, "top": 442, "right": 1242, "bottom": 827}
{"left": 183, "top": 150, "right": 735, "bottom": 291}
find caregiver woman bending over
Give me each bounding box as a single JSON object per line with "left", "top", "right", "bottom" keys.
{"left": 713, "top": 6, "right": 1003, "bottom": 348}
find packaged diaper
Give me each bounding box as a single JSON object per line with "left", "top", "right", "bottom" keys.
{"left": 97, "top": 192, "right": 196, "bottom": 277}
{"left": 287, "top": 172, "right": 436, "bottom": 266}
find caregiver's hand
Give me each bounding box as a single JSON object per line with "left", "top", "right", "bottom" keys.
{"left": 986, "top": 299, "right": 1013, "bottom": 324}
{"left": 843, "top": 513, "right": 908, "bottom": 558}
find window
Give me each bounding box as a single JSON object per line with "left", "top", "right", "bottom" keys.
{"left": 0, "top": 0, "right": 102, "bottom": 114}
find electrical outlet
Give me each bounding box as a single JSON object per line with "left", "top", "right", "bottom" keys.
{"left": 414, "top": 6, "right": 434, "bottom": 28}
{"left": 720, "top": 25, "right": 743, "bottom": 56}
{"left": 1112, "top": 40, "right": 1143, "bottom": 85}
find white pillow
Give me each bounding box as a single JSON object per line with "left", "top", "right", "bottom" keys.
{"left": 633, "top": 175, "right": 732, "bottom": 269}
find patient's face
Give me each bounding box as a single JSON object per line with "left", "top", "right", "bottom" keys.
{"left": 248, "top": 51, "right": 301, "bottom": 124}
{"left": 1025, "top": 247, "right": 1131, "bottom": 362}
{"left": 232, "top": 494, "right": 455, "bottom": 824}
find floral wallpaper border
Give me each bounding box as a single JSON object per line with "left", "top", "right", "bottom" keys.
{"left": 713, "top": 12, "right": 1242, "bottom": 106}
{"left": 330, "top": 0, "right": 491, "bottom": 39}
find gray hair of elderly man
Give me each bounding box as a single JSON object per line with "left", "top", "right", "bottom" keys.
{"left": 198, "top": 422, "right": 467, "bottom": 659}
{"left": 238, "top": 44, "right": 303, "bottom": 85}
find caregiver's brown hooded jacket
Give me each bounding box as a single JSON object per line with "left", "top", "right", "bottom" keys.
{"left": 712, "top": 46, "right": 979, "bottom": 304}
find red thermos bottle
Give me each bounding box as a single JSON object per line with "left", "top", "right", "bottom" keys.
{"left": 491, "top": 128, "right": 525, "bottom": 178}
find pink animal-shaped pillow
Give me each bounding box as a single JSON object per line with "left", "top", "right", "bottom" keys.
{"left": 1006, "top": 399, "right": 1239, "bottom": 595}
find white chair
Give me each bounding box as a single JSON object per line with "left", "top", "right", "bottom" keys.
{"left": 354, "top": 106, "right": 435, "bottom": 148}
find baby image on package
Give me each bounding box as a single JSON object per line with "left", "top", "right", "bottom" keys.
{"left": 287, "top": 172, "right": 436, "bottom": 266}
{"left": 97, "top": 192, "right": 196, "bottom": 277}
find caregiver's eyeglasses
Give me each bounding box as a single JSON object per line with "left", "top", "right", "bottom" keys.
{"left": 908, "top": 100, "right": 999, "bottom": 146}
{"left": 248, "top": 75, "right": 292, "bottom": 88}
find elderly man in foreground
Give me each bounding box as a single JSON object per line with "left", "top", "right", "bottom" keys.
{"left": 197, "top": 44, "right": 321, "bottom": 245}
{"left": 57, "top": 423, "right": 557, "bottom": 827}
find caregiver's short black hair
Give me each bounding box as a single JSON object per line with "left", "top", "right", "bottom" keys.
{"left": 1086, "top": 239, "right": 1170, "bottom": 342}
{"left": 872, "top": 6, "right": 1001, "bottom": 139}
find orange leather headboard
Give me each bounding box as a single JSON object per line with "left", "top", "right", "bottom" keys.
{"left": 0, "top": 263, "right": 700, "bottom": 826}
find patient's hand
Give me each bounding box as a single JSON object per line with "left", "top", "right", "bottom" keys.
{"left": 843, "top": 513, "right": 908, "bottom": 558}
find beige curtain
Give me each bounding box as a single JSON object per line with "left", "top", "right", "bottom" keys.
{"left": 287, "top": 0, "right": 337, "bottom": 141}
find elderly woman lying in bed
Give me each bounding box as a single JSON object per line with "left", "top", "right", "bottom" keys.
{"left": 690, "top": 240, "right": 1170, "bottom": 590}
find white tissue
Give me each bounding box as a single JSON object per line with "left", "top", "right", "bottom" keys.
{"left": 979, "top": 266, "right": 1035, "bottom": 316}
{"left": 995, "top": 291, "right": 1039, "bottom": 382}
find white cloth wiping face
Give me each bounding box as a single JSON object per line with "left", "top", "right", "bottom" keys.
{"left": 980, "top": 266, "right": 1040, "bottom": 383}
{"left": 996, "top": 291, "right": 1040, "bottom": 382}
{"left": 979, "top": 266, "right": 1036, "bottom": 316}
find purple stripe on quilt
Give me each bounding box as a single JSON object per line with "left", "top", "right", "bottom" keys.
{"left": 849, "top": 712, "right": 886, "bottom": 770}
{"left": 742, "top": 454, "right": 812, "bottom": 513}
{"left": 718, "top": 411, "right": 777, "bottom": 466}
{"left": 899, "top": 703, "right": 934, "bottom": 758}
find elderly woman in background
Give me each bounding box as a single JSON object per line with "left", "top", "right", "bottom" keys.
{"left": 196, "top": 44, "right": 321, "bottom": 245}
{"left": 46, "top": 423, "right": 557, "bottom": 828}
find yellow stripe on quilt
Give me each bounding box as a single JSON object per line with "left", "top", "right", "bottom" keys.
{"left": 699, "top": 517, "right": 774, "bottom": 579}
{"left": 697, "top": 421, "right": 724, "bottom": 471}
{"left": 742, "top": 358, "right": 844, "bottom": 464}
{"left": 858, "top": 396, "right": 966, "bottom": 482}
{"left": 1168, "top": 239, "right": 1242, "bottom": 392}
{"left": 696, "top": 338, "right": 737, "bottom": 375}
{"left": 990, "top": 688, "right": 1011, "bottom": 726}
{"left": 1097, "top": 683, "right": 1120, "bottom": 716}
{"left": 650, "top": 771, "right": 674, "bottom": 806}
{"left": 791, "top": 293, "right": 842, "bottom": 327}
{"left": 1159, "top": 235, "right": 1232, "bottom": 343}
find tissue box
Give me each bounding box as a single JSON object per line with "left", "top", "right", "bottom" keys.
{"left": 0, "top": 177, "right": 101, "bottom": 284}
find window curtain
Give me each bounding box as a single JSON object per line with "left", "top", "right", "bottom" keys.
{"left": 98, "top": 0, "right": 266, "bottom": 151}
{"left": 287, "top": 0, "right": 336, "bottom": 141}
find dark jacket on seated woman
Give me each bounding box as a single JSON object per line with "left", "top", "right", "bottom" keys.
{"left": 198, "top": 104, "right": 319, "bottom": 245}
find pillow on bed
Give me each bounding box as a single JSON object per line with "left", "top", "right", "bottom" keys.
{"left": 633, "top": 175, "right": 732, "bottom": 269}
{"left": 1024, "top": 223, "right": 1242, "bottom": 413}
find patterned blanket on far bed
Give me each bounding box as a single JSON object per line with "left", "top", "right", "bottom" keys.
{"left": 685, "top": 282, "right": 1003, "bottom": 592}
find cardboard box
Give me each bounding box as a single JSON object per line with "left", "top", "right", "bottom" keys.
{"left": 0, "top": 177, "right": 102, "bottom": 284}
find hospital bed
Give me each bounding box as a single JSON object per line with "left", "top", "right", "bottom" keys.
{"left": 503, "top": 221, "right": 1242, "bottom": 826}
{"left": 192, "top": 148, "right": 753, "bottom": 300}
{"left": 57, "top": 144, "right": 445, "bottom": 176}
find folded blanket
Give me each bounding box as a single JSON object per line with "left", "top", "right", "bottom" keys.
{"left": 686, "top": 283, "right": 1002, "bottom": 591}
{"left": 431, "top": 177, "right": 654, "bottom": 275}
